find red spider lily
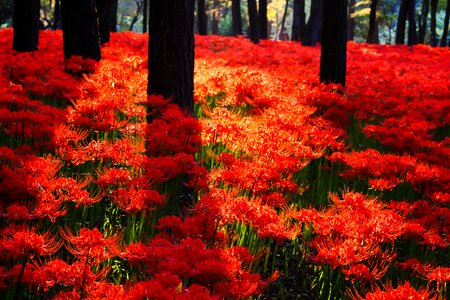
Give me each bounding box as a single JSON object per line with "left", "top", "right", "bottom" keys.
{"left": 0, "top": 226, "right": 62, "bottom": 259}
{"left": 59, "top": 227, "right": 121, "bottom": 263}
{"left": 347, "top": 281, "right": 436, "bottom": 300}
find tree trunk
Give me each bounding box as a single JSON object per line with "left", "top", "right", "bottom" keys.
{"left": 143, "top": 0, "right": 148, "bottom": 33}
{"left": 407, "top": 0, "right": 417, "bottom": 45}
{"left": 418, "top": 0, "right": 429, "bottom": 43}
{"left": 259, "top": 0, "right": 268, "bottom": 39}
{"left": 97, "top": 0, "right": 115, "bottom": 44}
{"left": 279, "top": 0, "right": 290, "bottom": 40}
{"left": 248, "top": 0, "right": 259, "bottom": 43}
{"left": 320, "top": 0, "right": 348, "bottom": 87}
{"left": 61, "top": 0, "right": 101, "bottom": 61}
{"left": 348, "top": 0, "right": 355, "bottom": 41}
{"left": 212, "top": 0, "right": 219, "bottom": 35}
{"left": 198, "top": 0, "right": 207, "bottom": 35}
{"left": 148, "top": 0, "right": 194, "bottom": 115}
{"left": 367, "top": 0, "right": 379, "bottom": 44}
{"left": 395, "top": 0, "right": 409, "bottom": 44}
{"left": 440, "top": 0, "right": 450, "bottom": 46}
{"left": 110, "top": 0, "right": 118, "bottom": 32}
{"left": 430, "top": 0, "right": 438, "bottom": 46}
{"left": 232, "top": 0, "right": 243, "bottom": 35}
{"left": 12, "top": 0, "right": 40, "bottom": 52}
{"left": 53, "top": 0, "right": 61, "bottom": 29}
{"left": 291, "top": 0, "right": 306, "bottom": 41}
{"left": 302, "top": 0, "right": 322, "bottom": 46}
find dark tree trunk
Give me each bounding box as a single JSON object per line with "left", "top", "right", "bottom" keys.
{"left": 259, "top": 0, "right": 268, "bottom": 39}
{"left": 279, "top": 0, "right": 290, "bottom": 40}
{"left": 407, "top": 0, "right": 417, "bottom": 45}
{"left": 440, "top": 0, "right": 450, "bottom": 46}
{"left": 143, "top": 0, "right": 148, "bottom": 33}
{"left": 148, "top": 0, "right": 194, "bottom": 115}
{"left": 292, "top": 0, "right": 306, "bottom": 41}
{"left": 61, "top": 0, "right": 101, "bottom": 61}
{"left": 232, "top": 0, "right": 243, "bottom": 35}
{"left": 348, "top": 0, "right": 355, "bottom": 41}
{"left": 320, "top": 0, "right": 348, "bottom": 87}
{"left": 12, "top": 0, "right": 40, "bottom": 52}
{"left": 418, "top": 0, "right": 429, "bottom": 43}
{"left": 212, "top": 0, "right": 219, "bottom": 35}
{"left": 53, "top": 0, "right": 61, "bottom": 29}
{"left": 110, "top": 0, "right": 118, "bottom": 32}
{"left": 367, "top": 0, "right": 379, "bottom": 44}
{"left": 395, "top": 0, "right": 409, "bottom": 44}
{"left": 198, "top": 0, "right": 207, "bottom": 35}
{"left": 430, "top": 0, "right": 438, "bottom": 46}
{"left": 248, "top": 0, "right": 259, "bottom": 43}
{"left": 302, "top": 0, "right": 322, "bottom": 46}
{"left": 97, "top": 0, "right": 115, "bottom": 44}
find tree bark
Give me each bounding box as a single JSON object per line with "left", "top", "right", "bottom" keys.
{"left": 97, "top": 0, "right": 115, "bottom": 44}
{"left": 418, "top": 0, "right": 429, "bottom": 43}
{"left": 407, "top": 0, "right": 417, "bottom": 46}
{"left": 198, "top": 0, "right": 207, "bottom": 35}
{"left": 430, "top": 0, "right": 438, "bottom": 46}
{"left": 61, "top": 0, "right": 101, "bottom": 61}
{"left": 212, "top": 0, "right": 219, "bottom": 35}
{"left": 440, "top": 0, "right": 450, "bottom": 46}
{"left": 110, "top": 0, "right": 118, "bottom": 32}
{"left": 395, "top": 0, "right": 409, "bottom": 44}
{"left": 148, "top": 0, "right": 194, "bottom": 115}
{"left": 348, "top": 0, "right": 355, "bottom": 41}
{"left": 143, "top": 0, "right": 148, "bottom": 33}
{"left": 53, "top": 0, "right": 61, "bottom": 29}
{"left": 259, "top": 0, "right": 268, "bottom": 39}
{"left": 320, "top": 0, "right": 348, "bottom": 87}
{"left": 248, "top": 0, "right": 259, "bottom": 43}
{"left": 302, "top": 0, "right": 322, "bottom": 46}
{"left": 367, "top": 0, "right": 379, "bottom": 44}
{"left": 232, "top": 0, "right": 243, "bottom": 35}
{"left": 12, "top": 0, "right": 40, "bottom": 52}
{"left": 291, "top": 0, "right": 306, "bottom": 41}
{"left": 279, "top": 0, "right": 290, "bottom": 39}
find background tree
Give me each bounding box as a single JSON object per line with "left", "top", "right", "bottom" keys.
{"left": 395, "top": 0, "right": 416, "bottom": 45}
{"left": 291, "top": 0, "right": 306, "bottom": 41}
{"left": 53, "top": 0, "right": 61, "bottom": 29}
{"left": 212, "top": 0, "right": 220, "bottom": 35}
{"left": 97, "top": 0, "right": 117, "bottom": 44}
{"left": 248, "top": 0, "right": 259, "bottom": 43}
{"left": 61, "top": 0, "right": 101, "bottom": 61}
{"left": 142, "top": 0, "right": 148, "bottom": 33}
{"left": 260, "top": 0, "right": 268, "bottom": 39}
{"left": 407, "top": 0, "right": 417, "bottom": 45}
{"left": 430, "top": 0, "right": 439, "bottom": 46}
{"left": 348, "top": 0, "right": 356, "bottom": 40}
{"left": 440, "top": 0, "right": 450, "bottom": 46}
{"left": 148, "top": 0, "right": 195, "bottom": 115}
{"left": 367, "top": 0, "right": 379, "bottom": 44}
{"left": 320, "top": 0, "right": 348, "bottom": 87}
{"left": 232, "top": 0, "right": 243, "bottom": 35}
{"left": 418, "top": 0, "right": 429, "bottom": 43}
{"left": 279, "top": 0, "right": 290, "bottom": 39}
{"left": 0, "top": 0, "right": 14, "bottom": 26}
{"left": 198, "top": 0, "right": 208, "bottom": 35}
{"left": 12, "top": 0, "right": 40, "bottom": 52}
{"left": 302, "top": 0, "right": 322, "bottom": 46}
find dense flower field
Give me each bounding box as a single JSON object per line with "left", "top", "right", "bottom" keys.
{"left": 0, "top": 29, "right": 449, "bottom": 299}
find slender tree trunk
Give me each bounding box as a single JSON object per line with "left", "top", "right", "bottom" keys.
{"left": 129, "top": 2, "right": 143, "bottom": 31}
{"left": 302, "top": 0, "right": 322, "bottom": 46}
{"left": 110, "top": 0, "right": 118, "bottom": 32}
{"left": 97, "top": 0, "right": 115, "bottom": 44}
{"left": 367, "top": 0, "right": 379, "bottom": 44}
{"left": 259, "top": 0, "right": 268, "bottom": 39}
{"left": 248, "top": 0, "right": 259, "bottom": 43}
{"left": 418, "top": 0, "right": 429, "bottom": 43}
{"left": 143, "top": 0, "right": 148, "bottom": 33}
{"left": 292, "top": 0, "right": 306, "bottom": 41}
{"left": 407, "top": 0, "right": 417, "bottom": 45}
{"left": 440, "top": 0, "right": 450, "bottom": 46}
{"left": 320, "top": 0, "right": 348, "bottom": 87}
{"left": 148, "top": 0, "right": 194, "bottom": 115}
{"left": 348, "top": 0, "right": 355, "bottom": 40}
{"left": 53, "top": 0, "right": 61, "bottom": 29}
{"left": 430, "top": 0, "right": 438, "bottom": 46}
{"left": 12, "top": 0, "right": 40, "bottom": 52}
{"left": 61, "top": 0, "right": 101, "bottom": 61}
{"left": 279, "top": 0, "right": 290, "bottom": 38}
{"left": 198, "top": 0, "right": 207, "bottom": 35}
{"left": 212, "top": 0, "right": 219, "bottom": 35}
{"left": 396, "top": 0, "right": 409, "bottom": 44}
{"left": 232, "top": 0, "right": 243, "bottom": 35}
